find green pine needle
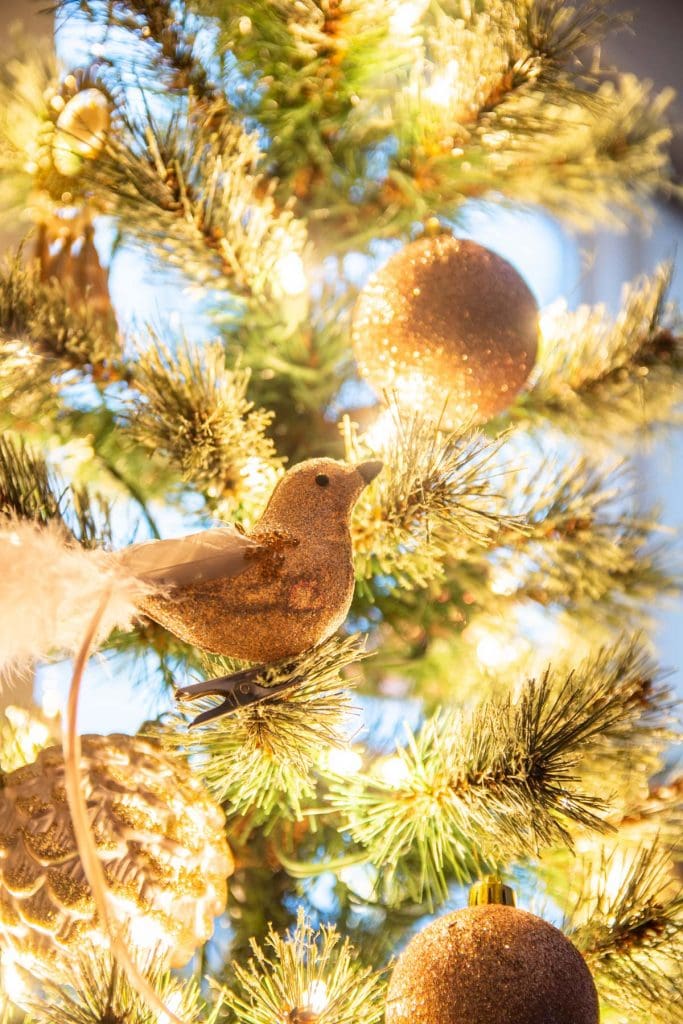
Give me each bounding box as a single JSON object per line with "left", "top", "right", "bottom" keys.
{"left": 328, "top": 637, "right": 672, "bottom": 906}
{"left": 12, "top": 941, "right": 216, "bottom": 1024}
{"left": 347, "top": 406, "right": 521, "bottom": 590}
{"left": 127, "top": 335, "right": 281, "bottom": 508}
{"left": 525, "top": 263, "right": 683, "bottom": 432}
{"left": 226, "top": 907, "right": 386, "bottom": 1024}
{"left": 0, "top": 433, "right": 113, "bottom": 549}
{"left": 157, "top": 634, "right": 367, "bottom": 822}
{"left": 0, "top": 252, "right": 121, "bottom": 409}
{"left": 568, "top": 842, "right": 683, "bottom": 1023}
{"left": 55, "top": 0, "right": 217, "bottom": 100}
{"left": 79, "top": 95, "right": 307, "bottom": 305}
{"left": 489, "top": 455, "right": 676, "bottom": 621}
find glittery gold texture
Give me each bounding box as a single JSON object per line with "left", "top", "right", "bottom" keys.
{"left": 351, "top": 236, "right": 539, "bottom": 426}
{"left": 0, "top": 734, "right": 233, "bottom": 978}
{"left": 52, "top": 87, "right": 110, "bottom": 175}
{"left": 385, "top": 904, "right": 600, "bottom": 1024}
{"left": 138, "top": 458, "right": 378, "bottom": 661}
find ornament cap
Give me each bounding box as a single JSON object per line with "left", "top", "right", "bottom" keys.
{"left": 423, "top": 216, "right": 447, "bottom": 238}
{"left": 468, "top": 875, "right": 517, "bottom": 907}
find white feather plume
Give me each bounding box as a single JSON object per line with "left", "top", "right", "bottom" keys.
{"left": 0, "top": 520, "right": 158, "bottom": 678}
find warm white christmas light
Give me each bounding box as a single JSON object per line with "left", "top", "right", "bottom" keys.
{"left": 375, "top": 754, "right": 411, "bottom": 788}
{"left": 389, "top": 1, "right": 428, "bottom": 38}
{"left": 274, "top": 252, "right": 308, "bottom": 296}
{"left": 323, "top": 747, "right": 363, "bottom": 775}
{"left": 339, "top": 863, "right": 378, "bottom": 901}
{"left": 301, "top": 979, "right": 330, "bottom": 1014}
{"left": 424, "top": 60, "right": 462, "bottom": 107}
{"left": 157, "top": 990, "right": 186, "bottom": 1024}
{"left": 5, "top": 705, "right": 50, "bottom": 748}
{"left": 361, "top": 407, "right": 401, "bottom": 452}
{"left": 1, "top": 952, "right": 30, "bottom": 1004}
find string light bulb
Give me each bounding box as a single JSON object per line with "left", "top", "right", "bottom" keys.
{"left": 361, "top": 407, "right": 402, "bottom": 452}
{"left": 424, "top": 60, "right": 462, "bottom": 107}
{"left": 301, "top": 980, "right": 330, "bottom": 1015}
{"left": 274, "top": 252, "right": 308, "bottom": 296}
{"left": 389, "top": 1, "right": 429, "bottom": 38}
{"left": 1, "top": 952, "right": 31, "bottom": 1005}
{"left": 375, "top": 754, "right": 412, "bottom": 788}
{"left": 323, "top": 747, "right": 363, "bottom": 775}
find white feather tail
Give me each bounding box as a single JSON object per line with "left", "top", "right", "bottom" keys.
{"left": 0, "top": 521, "right": 155, "bottom": 677}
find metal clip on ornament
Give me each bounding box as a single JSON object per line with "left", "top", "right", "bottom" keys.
{"left": 176, "top": 665, "right": 296, "bottom": 727}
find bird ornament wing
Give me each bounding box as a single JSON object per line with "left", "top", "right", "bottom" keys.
{"left": 118, "top": 525, "right": 262, "bottom": 588}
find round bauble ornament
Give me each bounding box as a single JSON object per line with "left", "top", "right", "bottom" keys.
{"left": 386, "top": 903, "right": 599, "bottom": 1024}
{"left": 351, "top": 235, "right": 539, "bottom": 426}
{"left": 0, "top": 734, "right": 233, "bottom": 978}
{"left": 53, "top": 87, "right": 110, "bottom": 176}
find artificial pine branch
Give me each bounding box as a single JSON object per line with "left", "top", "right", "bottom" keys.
{"left": 391, "top": 75, "right": 675, "bottom": 237}
{"left": 236, "top": 278, "right": 357, "bottom": 429}
{"left": 348, "top": 422, "right": 672, "bottom": 635}
{"left": 126, "top": 336, "right": 281, "bottom": 511}
{"left": 282, "top": 0, "right": 673, "bottom": 246}
{"left": 370, "top": 453, "right": 671, "bottom": 645}
{"left": 568, "top": 843, "right": 683, "bottom": 1024}
{"left": 486, "top": 72, "right": 676, "bottom": 228}
{"left": 327, "top": 637, "right": 672, "bottom": 905}
{"left": 0, "top": 433, "right": 112, "bottom": 549}
{"left": 524, "top": 0, "right": 623, "bottom": 65}
{"left": 193, "top": 0, "right": 408, "bottom": 198}
{"left": 157, "top": 634, "right": 367, "bottom": 822}
{"left": 226, "top": 908, "right": 386, "bottom": 1024}
{"left": 81, "top": 96, "right": 307, "bottom": 303}
{"left": 13, "top": 940, "right": 218, "bottom": 1024}
{"left": 345, "top": 408, "right": 521, "bottom": 591}
{"left": 0, "top": 252, "right": 121, "bottom": 404}
{"left": 524, "top": 264, "right": 683, "bottom": 432}
{"left": 409, "top": 0, "right": 618, "bottom": 139}
{"left": 54, "top": 0, "right": 217, "bottom": 100}
{"left": 488, "top": 457, "right": 675, "bottom": 621}
{"left": 193, "top": 0, "right": 669, "bottom": 242}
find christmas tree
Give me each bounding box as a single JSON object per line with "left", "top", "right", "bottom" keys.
{"left": 0, "top": 2, "right": 681, "bottom": 1023}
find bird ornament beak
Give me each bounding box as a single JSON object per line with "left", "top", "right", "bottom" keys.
{"left": 356, "top": 459, "right": 383, "bottom": 484}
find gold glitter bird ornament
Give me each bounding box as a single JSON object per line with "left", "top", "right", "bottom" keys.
{"left": 120, "top": 458, "right": 382, "bottom": 716}
{"left": 0, "top": 734, "right": 233, "bottom": 979}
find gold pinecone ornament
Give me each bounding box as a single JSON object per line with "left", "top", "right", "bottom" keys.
{"left": 351, "top": 235, "right": 539, "bottom": 427}
{"left": 0, "top": 734, "right": 233, "bottom": 978}
{"left": 52, "top": 86, "right": 111, "bottom": 177}
{"left": 385, "top": 879, "right": 599, "bottom": 1024}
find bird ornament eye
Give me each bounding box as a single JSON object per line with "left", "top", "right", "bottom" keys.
{"left": 315, "top": 473, "right": 330, "bottom": 487}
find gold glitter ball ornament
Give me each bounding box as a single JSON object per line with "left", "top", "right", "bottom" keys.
{"left": 351, "top": 236, "right": 539, "bottom": 426}
{"left": 53, "top": 87, "right": 110, "bottom": 176}
{"left": 0, "top": 734, "right": 233, "bottom": 978}
{"left": 385, "top": 904, "right": 599, "bottom": 1024}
